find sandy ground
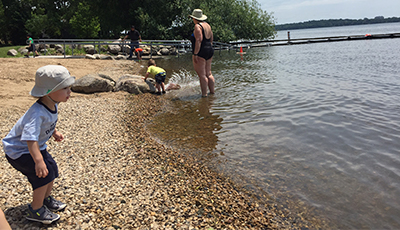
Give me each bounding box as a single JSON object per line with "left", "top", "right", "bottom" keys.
{"left": 0, "top": 58, "right": 143, "bottom": 112}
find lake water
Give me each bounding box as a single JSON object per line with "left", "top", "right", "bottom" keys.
{"left": 146, "top": 22, "right": 400, "bottom": 229}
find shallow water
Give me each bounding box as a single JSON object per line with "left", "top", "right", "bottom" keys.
{"left": 146, "top": 23, "right": 400, "bottom": 229}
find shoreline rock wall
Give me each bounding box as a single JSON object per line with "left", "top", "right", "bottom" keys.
{"left": 7, "top": 39, "right": 188, "bottom": 58}
{"left": 71, "top": 73, "right": 180, "bottom": 95}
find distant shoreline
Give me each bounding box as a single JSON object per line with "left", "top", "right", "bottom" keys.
{"left": 275, "top": 16, "right": 400, "bottom": 31}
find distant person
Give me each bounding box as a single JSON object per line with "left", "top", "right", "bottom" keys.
{"left": 26, "top": 34, "right": 39, "bottom": 58}
{"left": 144, "top": 59, "right": 166, "bottom": 95}
{"left": 189, "top": 9, "right": 215, "bottom": 97}
{"left": 135, "top": 47, "right": 143, "bottom": 61}
{"left": 2, "top": 65, "right": 75, "bottom": 224}
{"left": 122, "top": 25, "right": 142, "bottom": 59}
{"left": 0, "top": 208, "right": 11, "bottom": 230}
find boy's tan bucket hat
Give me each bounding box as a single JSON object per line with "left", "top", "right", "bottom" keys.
{"left": 30, "top": 65, "right": 75, "bottom": 97}
{"left": 189, "top": 9, "right": 207, "bottom": 21}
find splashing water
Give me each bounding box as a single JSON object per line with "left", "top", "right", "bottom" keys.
{"left": 166, "top": 69, "right": 201, "bottom": 100}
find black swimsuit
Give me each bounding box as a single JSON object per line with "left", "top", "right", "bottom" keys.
{"left": 190, "top": 23, "right": 214, "bottom": 60}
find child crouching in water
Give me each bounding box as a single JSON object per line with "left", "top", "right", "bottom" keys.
{"left": 2, "top": 65, "right": 75, "bottom": 224}
{"left": 144, "top": 59, "right": 166, "bottom": 95}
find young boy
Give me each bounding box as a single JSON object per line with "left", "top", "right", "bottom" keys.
{"left": 2, "top": 65, "right": 75, "bottom": 224}
{"left": 134, "top": 47, "right": 143, "bottom": 61}
{"left": 144, "top": 59, "right": 167, "bottom": 95}
{"left": 26, "top": 34, "right": 39, "bottom": 57}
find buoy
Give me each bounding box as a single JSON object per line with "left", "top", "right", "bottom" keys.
{"left": 236, "top": 46, "right": 246, "bottom": 55}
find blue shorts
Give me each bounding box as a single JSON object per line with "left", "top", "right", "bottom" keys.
{"left": 155, "top": 73, "right": 166, "bottom": 84}
{"left": 6, "top": 149, "right": 59, "bottom": 190}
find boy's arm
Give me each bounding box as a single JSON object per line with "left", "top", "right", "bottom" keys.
{"left": 52, "top": 129, "right": 64, "bottom": 142}
{"left": 27, "top": 141, "right": 48, "bottom": 178}
{"left": 143, "top": 72, "right": 149, "bottom": 81}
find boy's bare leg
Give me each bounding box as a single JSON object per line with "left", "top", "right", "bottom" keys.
{"left": 45, "top": 181, "right": 54, "bottom": 198}
{"left": 161, "top": 82, "right": 165, "bottom": 92}
{"left": 31, "top": 183, "right": 51, "bottom": 210}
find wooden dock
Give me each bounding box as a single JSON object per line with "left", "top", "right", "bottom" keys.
{"left": 230, "top": 33, "right": 400, "bottom": 48}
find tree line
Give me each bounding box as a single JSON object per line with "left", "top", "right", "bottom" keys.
{"left": 275, "top": 16, "right": 400, "bottom": 31}
{"left": 0, "top": 0, "right": 275, "bottom": 45}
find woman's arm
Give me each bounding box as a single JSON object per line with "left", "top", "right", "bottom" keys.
{"left": 193, "top": 24, "right": 203, "bottom": 55}
{"left": 210, "top": 25, "right": 214, "bottom": 44}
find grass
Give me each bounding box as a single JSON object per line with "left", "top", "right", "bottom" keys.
{"left": 0, "top": 46, "right": 25, "bottom": 58}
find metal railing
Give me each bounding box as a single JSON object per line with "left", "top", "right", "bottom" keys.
{"left": 34, "top": 38, "right": 236, "bottom": 58}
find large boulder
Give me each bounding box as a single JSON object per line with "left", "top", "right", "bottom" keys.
{"left": 18, "top": 47, "right": 26, "bottom": 52}
{"left": 99, "top": 55, "right": 114, "bottom": 60}
{"left": 85, "top": 54, "right": 96, "bottom": 60}
{"left": 55, "top": 44, "right": 64, "bottom": 53}
{"left": 160, "top": 47, "right": 170, "bottom": 55}
{"left": 108, "top": 40, "right": 121, "bottom": 54}
{"left": 100, "top": 45, "right": 108, "bottom": 52}
{"left": 115, "top": 74, "right": 156, "bottom": 94}
{"left": 39, "top": 44, "right": 50, "bottom": 50}
{"left": 84, "top": 45, "right": 95, "bottom": 54}
{"left": 114, "top": 55, "right": 127, "bottom": 60}
{"left": 121, "top": 44, "right": 130, "bottom": 53}
{"left": 18, "top": 47, "right": 28, "bottom": 55}
{"left": 7, "top": 49, "right": 18, "bottom": 56}
{"left": 71, "top": 74, "right": 115, "bottom": 94}
{"left": 169, "top": 47, "right": 178, "bottom": 55}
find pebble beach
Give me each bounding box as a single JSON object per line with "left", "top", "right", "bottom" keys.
{"left": 0, "top": 58, "right": 326, "bottom": 229}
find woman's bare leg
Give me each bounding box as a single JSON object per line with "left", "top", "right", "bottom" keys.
{"left": 193, "top": 56, "right": 208, "bottom": 97}
{"left": 205, "top": 57, "right": 215, "bottom": 94}
{"left": 0, "top": 208, "right": 11, "bottom": 230}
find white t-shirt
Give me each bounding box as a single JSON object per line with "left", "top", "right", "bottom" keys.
{"left": 2, "top": 100, "right": 58, "bottom": 160}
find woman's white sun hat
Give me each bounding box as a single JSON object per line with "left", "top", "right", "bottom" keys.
{"left": 30, "top": 65, "right": 75, "bottom": 97}
{"left": 189, "top": 9, "right": 207, "bottom": 21}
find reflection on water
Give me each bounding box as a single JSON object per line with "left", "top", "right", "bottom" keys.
{"left": 147, "top": 95, "right": 223, "bottom": 159}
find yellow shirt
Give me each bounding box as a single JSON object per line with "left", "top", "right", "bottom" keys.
{"left": 147, "top": 66, "right": 165, "bottom": 76}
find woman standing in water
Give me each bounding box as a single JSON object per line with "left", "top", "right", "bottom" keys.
{"left": 189, "top": 9, "right": 215, "bottom": 97}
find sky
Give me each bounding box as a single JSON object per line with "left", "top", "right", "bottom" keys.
{"left": 258, "top": 0, "right": 400, "bottom": 24}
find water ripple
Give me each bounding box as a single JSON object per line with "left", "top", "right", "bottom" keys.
{"left": 149, "top": 29, "right": 400, "bottom": 229}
